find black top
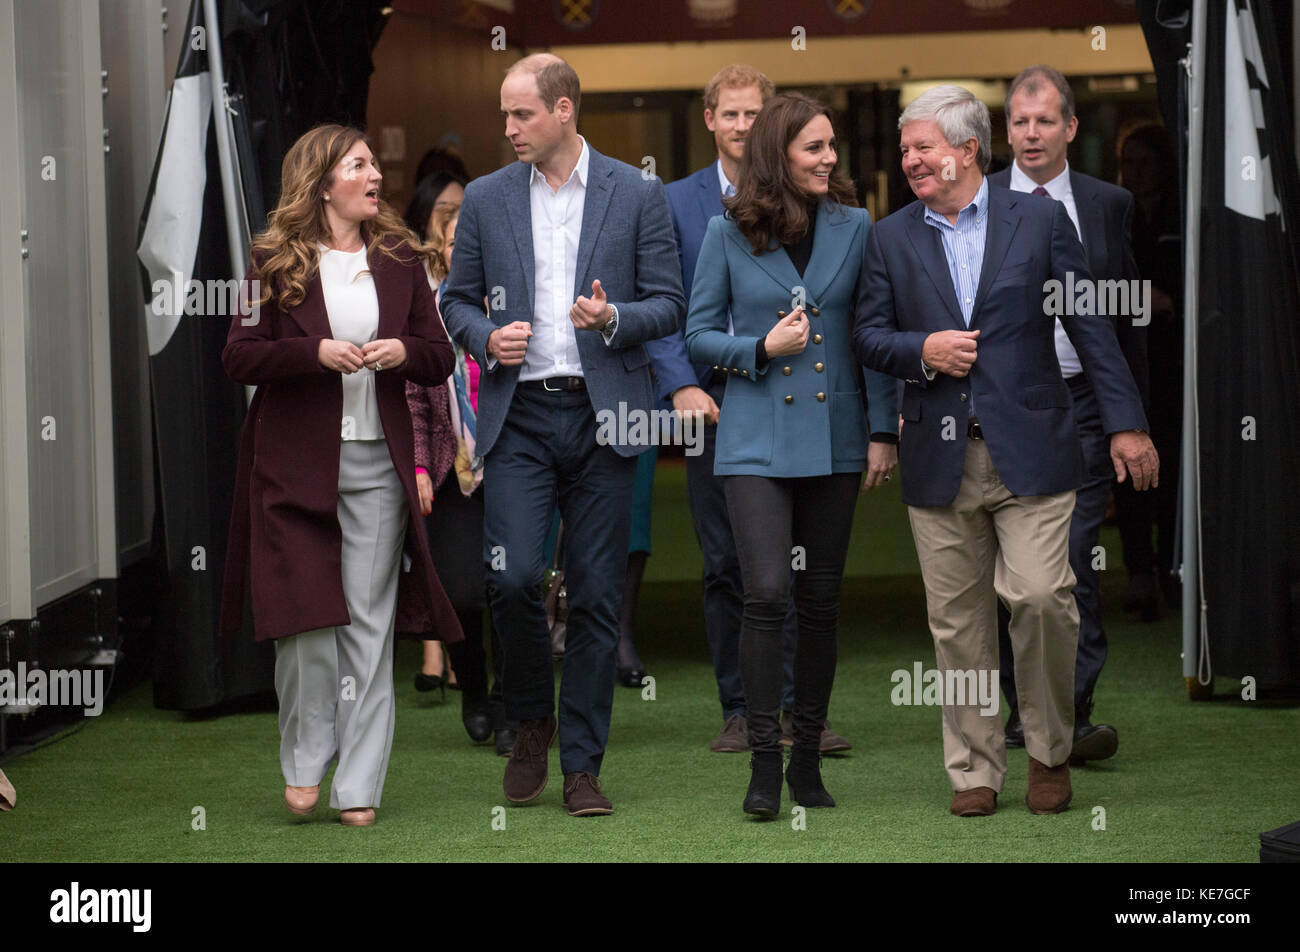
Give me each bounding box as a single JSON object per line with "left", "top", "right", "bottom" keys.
{"left": 782, "top": 199, "right": 819, "bottom": 277}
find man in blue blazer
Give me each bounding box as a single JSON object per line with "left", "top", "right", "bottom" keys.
{"left": 854, "top": 85, "right": 1158, "bottom": 818}
{"left": 990, "top": 65, "right": 1149, "bottom": 764}
{"left": 441, "top": 54, "right": 684, "bottom": 817}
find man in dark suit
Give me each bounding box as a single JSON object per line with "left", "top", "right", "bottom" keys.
{"left": 854, "top": 85, "right": 1158, "bottom": 817}
{"left": 989, "top": 65, "right": 1148, "bottom": 764}
{"left": 441, "top": 54, "right": 684, "bottom": 816}
{"left": 645, "top": 64, "right": 852, "bottom": 755}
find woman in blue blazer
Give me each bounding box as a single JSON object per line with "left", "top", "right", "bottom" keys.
{"left": 685, "top": 93, "right": 899, "bottom": 817}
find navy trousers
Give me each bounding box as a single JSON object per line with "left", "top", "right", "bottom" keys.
{"left": 483, "top": 384, "right": 636, "bottom": 776}
{"left": 999, "top": 372, "right": 1112, "bottom": 715}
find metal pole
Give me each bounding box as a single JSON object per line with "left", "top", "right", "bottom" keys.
{"left": 202, "top": 0, "right": 248, "bottom": 278}
{"left": 1180, "top": 0, "right": 1207, "bottom": 682}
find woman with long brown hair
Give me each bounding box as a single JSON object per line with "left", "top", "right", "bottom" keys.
{"left": 685, "top": 94, "right": 899, "bottom": 817}
{"left": 220, "top": 124, "right": 461, "bottom": 826}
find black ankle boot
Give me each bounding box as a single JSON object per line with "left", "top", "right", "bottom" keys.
{"left": 786, "top": 747, "right": 835, "bottom": 807}
{"left": 743, "top": 750, "right": 784, "bottom": 817}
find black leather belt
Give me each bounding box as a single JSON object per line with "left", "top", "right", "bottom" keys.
{"left": 521, "top": 375, "right": 586, "bottom": 392}
{"left": 967, "top": 417, "right": 984, "bottom": 440}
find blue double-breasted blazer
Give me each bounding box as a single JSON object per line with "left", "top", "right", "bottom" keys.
{"left": 684, "top": 202, "right": 899, "bottom": 477}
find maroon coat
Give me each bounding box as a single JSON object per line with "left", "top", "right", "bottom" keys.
{"left": 219, "top": 239, "right": 464, "bottom": 644}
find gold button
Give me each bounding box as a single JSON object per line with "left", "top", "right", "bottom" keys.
{"left": 784, "top": 395, "right": 793, "bottom": 405}
{"left": 777, "top": 310, "right": 786, "bottom": 318}
{"left": 811, "top": 307, "right": 820, "bottom": 316}
{"left": 813, "top": 334, "right": 823, "bottom": 344}
{"left": 816, "top": 392, "right": 826, "bottom": 402}
{"left": 814, "top": 362, "right": 824, "bottom": 372}
{"left": 960, "top": 393, "right": 968, "bottom": 402}
{"left": 782, "top": 366, "right": 792, "bottom": 376}
{"left": 712, "top": 364, "right": 720, "bottom": 370}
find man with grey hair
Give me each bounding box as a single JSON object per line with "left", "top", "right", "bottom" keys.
{"left": 990, "top": 65, "right": 1148, "bottom": 766}
{"left": 853, "top": 84, "right": 1157, "bottom": 817}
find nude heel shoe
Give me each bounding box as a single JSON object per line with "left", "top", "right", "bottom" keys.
{"left": 340, "top": 807, "right": 375, "bottom": 826}
{"left": 284, "top": 784, "right": 319, "bottom": 815}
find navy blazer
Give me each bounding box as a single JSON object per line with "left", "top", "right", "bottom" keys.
{"left": 645, "top": 161, "right": 725, "bottom": 401}
{"left": 853, "top": 181, "right": 1148, "bottom": 507}
{"left": 685, "top": 202, "right": 899, "bottom": 478}
{"left": 440, "top": 145, "right": 686, "bottom": 458}
{"left": 987, "top": 165, "right": 1148, "bottom": 405}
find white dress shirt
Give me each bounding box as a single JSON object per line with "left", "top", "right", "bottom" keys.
{"left": 319, "top": 244, "right": 383, "bottom": 440}
{"left": 521, "top": 137, "right": 591, "bottom": 381}
{"left": 1009, "top": 160, "right": 1083, "bottom": 377}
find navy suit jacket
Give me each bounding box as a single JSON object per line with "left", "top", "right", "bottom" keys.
{"left": 853, "top": 181, "right": 1148, "bottom": 507}
{"left": 645, "top": 161, "right": 726, "bottom": 401}
{"left": 440, "top": 146, "right": 686, "bottom": 458}
{"left": 987, "top": 165, "right": 1148, "bottom": 405}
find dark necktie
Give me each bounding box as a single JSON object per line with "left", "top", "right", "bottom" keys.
{"left": 1032, "top": 186, "right": 1049, "bottom": 196}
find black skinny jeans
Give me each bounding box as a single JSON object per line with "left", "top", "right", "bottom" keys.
{"left": 723, "top": 472, "right": 859, "bottom": 752}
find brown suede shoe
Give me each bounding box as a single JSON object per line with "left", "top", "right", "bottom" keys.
{"left": 950, "top": 786, "right": 997, "bottom": 817}
{"left": 710, "top": 714, "right": 749, "bottom": 753}
{"left": 819, "top": 721, "right": 852, "bottom": 754}
{"left": 1026, "top": 756, "right": 1072, "bottom": 814}
{"left": 503, "top": 714, "right": 557, "bottom": 804}
{"left": 563, "top": 771, "right": 613, "bottom": 816}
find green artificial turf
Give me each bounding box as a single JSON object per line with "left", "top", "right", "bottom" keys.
{"left": 3, "top": 462, "right": 1295, "bottom": 862}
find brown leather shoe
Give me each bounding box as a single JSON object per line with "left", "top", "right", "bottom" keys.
{"left": 284, "top": 784, "right": 319, "bottom": 815}
{"left": 1026, "top": 756, "right": 1072, "bottom": 814}
{"left": 562, "top": 771, "right": 613, "bottom": 816}
{"left": 710, "top": 714, "right": 749, "bottom": 753}
{"left": 950, "top": 786, "right": 997, "bottom": 816}
{"left": 819, "top": 721, "right": 852, "bottom": 753}
{"left": 503, "top": 714, "right": 557, "bottom": 804}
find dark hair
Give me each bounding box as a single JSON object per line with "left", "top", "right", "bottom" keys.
{"left": 414, "top": 147, "right": 470, "bottom": 189}
{"left": 725, "top": 93, "right": 857, "bottom": 255}
{"left": 1006, "top": 65, "right": 1075, "bottom": 122}
{"left": 404, "top": 171, "right": 467, "bottom": 242}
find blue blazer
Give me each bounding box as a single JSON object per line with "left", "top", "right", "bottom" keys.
{"left": 645, "top": 161, "right": 725, "bottom": 401}
{"left": 441, "top": 146, "right": 686, "bottom": 458}
{"left": 685, "top": 202, "right": 899, "bottom": 478}
{"left": 853, "top": 181, "right": 1149, "bottom": 508}
{"left": 987, "top": 166, "right": 1148, "bottom": 405}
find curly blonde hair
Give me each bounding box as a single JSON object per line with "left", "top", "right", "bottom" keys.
{"left": 426, "top": 201, "right": 461, "bottom": 283}
{"left": 251, "top": 124, "right": 432, "bottom": 311}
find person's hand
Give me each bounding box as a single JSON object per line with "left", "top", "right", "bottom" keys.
{"left": 361, "top": 338, "right": 407, "bottom": 371}
{"left": 921, "top": 329, "right": 980, "bottom": 377}
{"left": 416, "top": 471, "right": 434, "bottom": 516}
{"left": 861, "top": 440, "right": 898, "bottom": 491}
{"left": 671, "top": 385, "right": 720, "bottom": 425}
{"left": 764, "top": 307, "right": 809, "bottom": 357}
{"left": 1111, "top": 430, "right": 1159, "bottom": 491}
{"left": 487, "top": 321, "right": 532, "bottom": 366}
{"left": 570, "top": 279, "right": 613, "bottom": 331}
{"left": 319, "top": 339, "right": 365, "bottom": 373}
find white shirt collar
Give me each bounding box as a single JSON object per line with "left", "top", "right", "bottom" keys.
{"left": 529, "top": 135, "right": 590, "bottom": 189}
{"left": 716, "top": 160, "right": 735, "bottom": 196}
{"left": 1010, "top": 158, "right": 1072, "bottom": 199}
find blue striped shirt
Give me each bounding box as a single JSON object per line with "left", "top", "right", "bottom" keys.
{"left": 922, "top": 177, "right": 988, "bottom": 328}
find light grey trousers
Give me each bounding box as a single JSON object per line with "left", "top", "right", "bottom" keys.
{"left": 274, "top": 438, "right": 409, "bottom": 810}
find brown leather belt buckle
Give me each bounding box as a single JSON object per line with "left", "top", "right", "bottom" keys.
{"left": 967, "top": 417, "right": 983, "bottom": 440}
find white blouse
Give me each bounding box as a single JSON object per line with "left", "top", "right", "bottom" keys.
{"left": 319, "top": 244, "right": 383, "bottom": 441}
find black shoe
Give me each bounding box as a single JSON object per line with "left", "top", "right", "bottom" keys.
{"left": 617, "top": 667, "right": 648, "bottom": 688}
{"left": 743, "top": 750, "right": 784, "bottom": 818}
{"left": 1070, "top": 716, "right": 1118, "bottom": 763}
{"left": 414, "top": 672, "right": 445, "bottom": 700}
{"left": 1004, "top": 710, "right": 1025, "bottom": 749}
{"left": 786, "top": 747, "right": 835, "bottom": 807}
{"left": 495, "top": 724, "right": 517, "bottom": 757}
{"left": 462, "top": 705, "right": 493, "bottom": 744}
